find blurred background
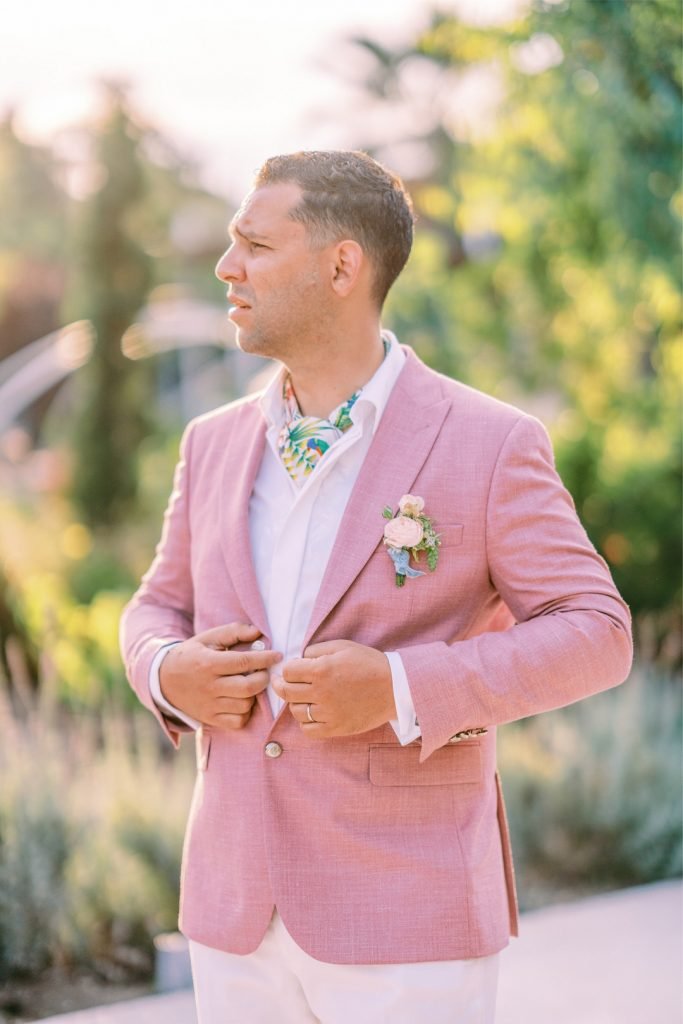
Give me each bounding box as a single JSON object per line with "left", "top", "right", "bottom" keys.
{"left": 0, "top": 0, "right": 680, "bottom": 1017}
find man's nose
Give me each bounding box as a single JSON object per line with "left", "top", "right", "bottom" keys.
{"left": 215, "top": 246, "right": 243, "bottom": 283}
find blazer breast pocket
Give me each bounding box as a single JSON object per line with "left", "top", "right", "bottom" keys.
{"left": 368, "top": 741, "right": 482, "bottom": 787}
{"left": 438, "top": 524, "right": 464, "bottom": 547}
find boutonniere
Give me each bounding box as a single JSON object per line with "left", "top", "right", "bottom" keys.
{"left": 382, "top": 494, "right": 441, "bottom": 588}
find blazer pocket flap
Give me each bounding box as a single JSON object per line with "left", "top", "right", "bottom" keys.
{"left": 195, "top": 726, "right": 211, "bottom": 771}
{"left": 369, "top": 742, "right": 481, "bottom": 786}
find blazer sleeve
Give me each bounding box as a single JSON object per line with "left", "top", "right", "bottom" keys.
{"left": 397, "top": 414, "right": 633, "bottom": 761}
{"left": 119, "top": 422, "right": 197, "bottom": 746}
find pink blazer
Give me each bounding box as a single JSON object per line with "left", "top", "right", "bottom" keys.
{"left": 120, "top": 347, "right": 632, "bottom": 964}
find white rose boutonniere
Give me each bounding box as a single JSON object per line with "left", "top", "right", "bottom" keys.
{"left": 398, "top": 493, "right": 425, "bottom": 517}
{"left": 382, "top": 494, "right": 440, "bottom": 588}
{"left": 383, "top": 515, "right": 424, "bottom": 550}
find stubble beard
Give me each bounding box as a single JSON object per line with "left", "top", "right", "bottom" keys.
{"left": 234, "top": 316, "right": 298, "bottom": 364}
{"left": 234, "top": 325, "right": 273, "bottom": 360}
{"left": 235, "top": 288, "right": 334, "bottom": 368}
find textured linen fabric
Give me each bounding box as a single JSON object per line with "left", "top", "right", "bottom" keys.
{"left": 120, "top": 345, "right": 632, "bottom": 965}
{"left": 147, "top": 334, "right": 420, "bottom": 743}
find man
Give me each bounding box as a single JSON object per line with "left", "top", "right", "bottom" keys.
{"left": 120, "top": 150, "right": 632, "bottom": 1022}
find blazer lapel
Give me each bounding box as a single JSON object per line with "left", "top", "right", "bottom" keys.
{"left": 303, "top": 350, "right": 450, "bottom": 646}
{"left": 219, "top": 402, "right": 270, "bottom": 640}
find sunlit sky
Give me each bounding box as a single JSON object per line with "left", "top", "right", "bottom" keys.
{"left": 2, "top": 0, "right": 525, "bottom": 198}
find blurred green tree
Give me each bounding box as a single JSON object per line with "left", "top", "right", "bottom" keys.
{"left": 69, "top": 89, "right": 153, "bottom": 528}
{"left": 0, "top": 115, "right": 67, "bottom": 265}
{"left": 0, "top": 89, "right": 232, "bottom": 701}
{"left": 354, "top": 0, "right": 681, "bottom": 654}
{"left": 0, "top": 117, "right": 68, "bottom": 422}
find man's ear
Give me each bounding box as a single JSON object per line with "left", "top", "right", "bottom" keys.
{"left": 330, "top": 240, "right": 364, "bottom": 297}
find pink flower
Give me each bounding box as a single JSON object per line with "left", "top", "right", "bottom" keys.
{"left": 383, "top": 515, "right": 424, "bottom": 549}
{"left": 398, "top": 493, "right": 425, "bottom": 517}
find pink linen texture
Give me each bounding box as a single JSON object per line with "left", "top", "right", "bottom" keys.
{"left": 120, "top": 347, "right": 632, "bottom": 965}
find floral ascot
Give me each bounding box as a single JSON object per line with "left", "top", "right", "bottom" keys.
{"left": 382, "top": 494, "right": 441, "bottom": 587}
{"left": 277, "top": 377, "right": 360, "bottom": 486}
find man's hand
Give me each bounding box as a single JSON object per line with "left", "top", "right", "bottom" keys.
{"left": 273, "top": 640, "right": 396, "bottom": 738}
{"left": 159, "top": 623, "right": 282, "bottom": 731}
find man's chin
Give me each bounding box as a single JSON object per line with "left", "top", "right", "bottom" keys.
{"left": 234, "top": 330, "right": 271, "bottom": 358}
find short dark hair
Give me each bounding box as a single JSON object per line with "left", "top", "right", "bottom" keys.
{"left": 254, "top": 150, "right": 415, "bottom": 307}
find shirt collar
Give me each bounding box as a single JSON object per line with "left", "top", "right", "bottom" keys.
{"left": 259, "top": 330, "right": 405, "bottom": 436}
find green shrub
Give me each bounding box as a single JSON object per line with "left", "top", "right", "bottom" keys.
{"left": 0, "top": 473, "right": 178, "bottom": 709}
{"left": 499, "top": 664, "right": 683, "bottom": 909}
{"left": 0, "top": 682, "right": 194, "bottom": 981}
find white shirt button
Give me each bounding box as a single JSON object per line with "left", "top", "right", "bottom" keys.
{"left": 250, "top": 639, "right": 266, "bottom": 651}
{"left": 264, "top": 741, "right": 283, "bottom": 758}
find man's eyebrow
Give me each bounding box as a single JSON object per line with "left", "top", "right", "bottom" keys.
{"left": 228, "top": 223, "right": 271, "bottom": 243}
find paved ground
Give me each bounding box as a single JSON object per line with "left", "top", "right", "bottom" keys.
{"left": 496, "top": 879, "right": 682, "bottom": 1024}
{"left": 38, "top": 880, "right": 682, "bottom": 1023}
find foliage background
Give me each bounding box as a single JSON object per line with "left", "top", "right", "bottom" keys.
{"left": 0, "top": 0, "right": 680, "bottom": 1003}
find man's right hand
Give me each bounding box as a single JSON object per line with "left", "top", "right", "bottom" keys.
{"left": 159, "top": 623, "right": 281, "bottom": 731}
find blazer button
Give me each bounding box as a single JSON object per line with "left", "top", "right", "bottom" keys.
{"left": 264, "top": 741, "right": 283, "bottom": 758}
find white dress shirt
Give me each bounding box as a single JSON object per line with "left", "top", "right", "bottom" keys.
{"left": 150, "top": 331, "right": 420, "bottom": 744}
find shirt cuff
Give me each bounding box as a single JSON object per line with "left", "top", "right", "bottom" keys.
{"left": 149, "top": 642, "right": 201, "bottom": 731}
{"left": 385, "top": 650, "right": 421, "bottom": 745}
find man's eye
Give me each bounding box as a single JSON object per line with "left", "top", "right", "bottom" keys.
{"left": 250, "top": 241, "right": 266, "bottom": 251}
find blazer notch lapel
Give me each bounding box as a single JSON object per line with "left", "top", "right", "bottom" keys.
{"left": 219, "top": 404, "right": 270, "bottom": 638}
{"left": 303, "top": 384, "right": 451, "bottom": 646}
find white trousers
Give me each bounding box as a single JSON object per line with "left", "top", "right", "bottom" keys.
{"left": 189, "top": 912, "right": 499, "bottom": 1024}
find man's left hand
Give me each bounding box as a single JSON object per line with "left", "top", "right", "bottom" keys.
{"left": 273, "top": 640, "right": 397, "bottom": 738}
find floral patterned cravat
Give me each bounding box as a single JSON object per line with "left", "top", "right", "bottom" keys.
{"left": 277, "top": 377, "right": 360, "bottom": 486}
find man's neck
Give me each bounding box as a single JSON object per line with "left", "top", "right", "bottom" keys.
{"left": 285, "top": 325, "right": 385, "bottom": 419}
